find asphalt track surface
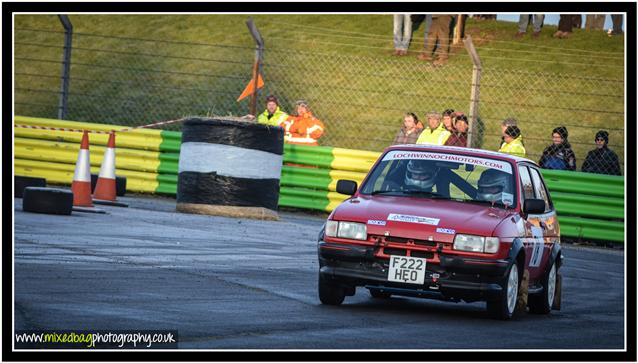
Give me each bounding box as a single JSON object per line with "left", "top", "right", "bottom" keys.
{"left": 13, "top": 194, "right": 625, "bottom": 350}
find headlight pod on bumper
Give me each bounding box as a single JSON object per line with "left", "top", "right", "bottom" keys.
{"left": 325, "top": 220, "right": 367, "bottom": 240}
{"left": 453, "top": 234, "right": 499, "bottom": 254}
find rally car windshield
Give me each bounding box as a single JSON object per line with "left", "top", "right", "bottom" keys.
{"left": 359, "top": 150, "right": 517, "bottom": 209}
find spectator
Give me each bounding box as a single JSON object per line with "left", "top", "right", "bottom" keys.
{"left": 538, "top": 126, "right": 576, "bottom": 170}
{"left": 392, "top": 112, "right": 423, "bottom": 145}
{"left": 416, "top": 111, "right": 452, "bottom": 145}
{"left": 281, "top": 100, "right": 325, "bottom": 146}
{"left": 554, "top": 14, "right": 581, "bottom": 38}
{"left": 445, "top": 113, "right": 468, "bottom": 147}
{"left": 245, "top": 95, "right": 289, "bottom": 126}
{"left": 411, "top": 14, "right": 433, "bottom": 42}
{"left": 498, "top": 125, "right": 526, "bottom": 158}
{"left": 416, "top": 14, "right": 454, "bottom": 66}
{"left": 581, "top": 130, "right": 621, "bottom": 175}
{"left": 393, "top": 14, "right": 412, "bottom": 56}
{"left": 585, "top": 14, "right": 606, "bottom": 30}
{"left": 441, "top": 109, "right": 455, "bottom": 132}
{"left": 609, "top": 14, "right": 623, "bottom": 36}
{"left": 500, "top": 117, "right": 523, "bottom": 149}
{"left": 515, "top": 14, "right": 545, "bottom": 38}
{"left": 472, "top": 15, "right": 497, "bottom": 21}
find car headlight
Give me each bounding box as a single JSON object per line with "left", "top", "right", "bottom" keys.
{"left": 324, "top": 220, "right": 367, "bottom": 240}
{"left": 325, "top": 220, "right": 339, "bottom": 237}
{"left": 453, "top": 234, "right": 499, "bottom": 253}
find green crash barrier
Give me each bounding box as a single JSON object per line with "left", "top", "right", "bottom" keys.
{"left": 541, "top": 169, "right": 624, "bottom": 187}
{"left": 15, "top": 137, "right": 169, "bottom": 173}
{"left": 557, "top": 215, "right": 624, "bottom": 242}
{"left": 15, "top": 158, "right": 159, "bottom": 193}
{"left": 14, "top": 116, "right": 180, "bottom": 195}
{"left": 541, "top": 169, "right": 624, "bottom": 198}
{"left": 550, "top": 192, "right": 624, "bottom": 220}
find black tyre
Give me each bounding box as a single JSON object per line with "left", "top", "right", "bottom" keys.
{"left": 368, "top": 288, "right": 392, "bottom": 299}
{"left": 15, "top": 176, "right": 46, "bottom": 198}
{"left": 22, "top": 187, "right": 73, "bottom": 215}
{"left": 115, "top": 176, "right": 127, "bottom": 197}
{"left": 487, "top": 261, "right": 519, "bottom": 320}
{"left": 318, "top": 273, "right": 346, "bottom": 306}
{"left": 528, "top": 260, "right": 557, "bottom": 314}
{"left": 91, "top": 174, "right": 127, "bottom": 196}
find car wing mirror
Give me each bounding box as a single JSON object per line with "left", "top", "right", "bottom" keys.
{"left": 336, "top": 179, "right": 357, "bottom": 196}
{"left": 523, "top": 198, "right": 545, "bottom": 215}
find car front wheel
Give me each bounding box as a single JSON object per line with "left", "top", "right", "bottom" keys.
{"left": 528, "top": 261, "right": 557, "bottom": 314}
{"left": 318, "top": 273, "right": 346, "bottom": 305}
{"left": 487, "top": 261, "right": 519, "bottom": 320}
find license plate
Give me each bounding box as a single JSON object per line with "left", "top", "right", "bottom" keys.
{"left": 387, "top": 255, "right": 427, "bottom": 285}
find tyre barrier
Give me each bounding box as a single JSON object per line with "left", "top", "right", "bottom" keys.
{"left": 176, "top": 117, "right": 284, "bottom": 221}
{"left": 15, "top": 175, "right": 47, "bottom": 198}
{"left": 91, "top": 174, "right": 127, "bottom": 197}
{"left": 22, "top": 187, "right": 73, "bottom": 215}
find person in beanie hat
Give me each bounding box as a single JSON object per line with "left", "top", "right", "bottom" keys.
{"left": 538, "top": 126, "right": 576, "bottom": 170}
{"left": 498, "top": 125, "right": 526, "bottom": 158}
{"left": 581, "top": 130, "right": 621, "bottom": 175}
{"left": 250, "top": 95, "right": 289, "bottom": 126}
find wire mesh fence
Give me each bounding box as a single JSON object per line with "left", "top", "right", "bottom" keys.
{"left": 14, "top": 24, "right": 625, "bottom": 175}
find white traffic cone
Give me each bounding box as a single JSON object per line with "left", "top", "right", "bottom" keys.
{"left": 93, "top": 132, "right": 127, "bottom": 207}
{"left": 71, "top": 130, "right": 105, "bottom": 213}
{"left": 71, "top": 130, "right": 93, "bottom": 207}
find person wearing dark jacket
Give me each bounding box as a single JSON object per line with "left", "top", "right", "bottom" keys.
{"left": 581, "top": 130, "right": 621, "bottom": 175}
{"left": 444, "top": 113, "right": 468, "bottom": 147}
{"left": 538, "top": 126, "right": 576, "bottom": 170}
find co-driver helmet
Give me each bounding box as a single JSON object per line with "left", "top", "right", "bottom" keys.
{"left": 477, "top": 169, "right": 510, "bottom": 203}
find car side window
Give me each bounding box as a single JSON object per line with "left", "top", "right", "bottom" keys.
{"left": 518, "top": 166, "right": 535, "bottom": 202}
{"left": 529, "top": 167, "right": 552, "bottom": 213}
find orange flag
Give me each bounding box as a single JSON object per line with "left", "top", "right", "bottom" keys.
{"left": 237, "top": 73, "right": 264, "bottom": 102}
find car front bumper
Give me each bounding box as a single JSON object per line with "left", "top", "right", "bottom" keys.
{"left": 319, "top": 241, "right": 512, "bottom": 302}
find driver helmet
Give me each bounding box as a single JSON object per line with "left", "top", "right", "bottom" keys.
{"left": 404, "top": 160, "right": 438, "bottom": 190}
{"left": 477, "top": 169, "right": 510, "bottom": 203}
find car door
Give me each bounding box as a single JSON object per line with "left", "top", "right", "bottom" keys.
{"left": 525, "top": 165, "right": 557, "bottom": 281}
{"left": 517, "top": 165, "right": 542, "bottom": 279}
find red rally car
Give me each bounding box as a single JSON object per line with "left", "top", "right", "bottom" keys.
{"left": 317, "top": 144, "right": 563, "bottom": 319}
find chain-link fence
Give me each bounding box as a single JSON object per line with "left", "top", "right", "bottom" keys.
{"left": 15, "top": 28, "right": 256, "bottom": 125}
{"left": 14, "top": 22, "right": 625, "bottom": 175}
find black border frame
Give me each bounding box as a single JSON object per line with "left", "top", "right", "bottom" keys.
{"left": 3, "top": 2, "right": 636, "bottom": 361}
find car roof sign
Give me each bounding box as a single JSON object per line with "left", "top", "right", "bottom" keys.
{"left": 382, "top": 150, "right": 513, "bottom": 174}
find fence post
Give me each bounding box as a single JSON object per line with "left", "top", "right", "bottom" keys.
{"left": 57, "top": 15, "right": 73, "bottom": 120}
{"left": 246, "top": 17, "right": 264, "bottom": 117}
{"left": 463, "top": 35, "right": 481, "bottom": 149}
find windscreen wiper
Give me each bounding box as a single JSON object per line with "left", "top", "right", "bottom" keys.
{"left": 370, "top": 189, "right": 403, "bottom": 195}
{"left": 458, "top": 198, "right": 504, "bottom": 208}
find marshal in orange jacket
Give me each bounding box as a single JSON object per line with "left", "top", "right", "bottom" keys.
{"left": 280, "top": 110, "right": 325, "bottom": 146}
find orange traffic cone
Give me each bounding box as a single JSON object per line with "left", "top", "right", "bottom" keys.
{"left": 94, "top": 132, "right": 117, "bottom": 201}
{"left": 93, "top": 132, "right": 128, "bottom": 207}
{"left": 71, "top": 130, "right": 94, "bottom": 207}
